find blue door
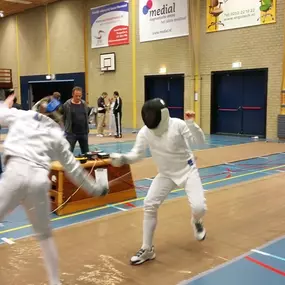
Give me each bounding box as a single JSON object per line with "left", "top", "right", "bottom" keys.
{"left": 56, "top": 72, "right": 86, "bottom": 100}
{"left": 145, "top": 76, "right": 168, "bottom": 103}
{"left": 242, "top": 70, "right": 267, "bottom": 136}
{"left": 168, "top": 76, "right": 184, "bottom": 119}
{"left": 20, "top": 75, "right": 46, "bottom": 110}
{"left": 20, "top": 72, "right": 86, "bottom": 110}
{"left": 145, "top": 74, "right": 184, "bottom": 119}
{"left": 212, "top": 69, "right": 268, "bottom": 137}
{"left": 215, "top": 73, "right": 243, "bottom": 134}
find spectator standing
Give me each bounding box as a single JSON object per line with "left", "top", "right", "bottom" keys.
{"left": 108, "top": 97, "right": 116, "bottom": 136}
{"left": 113, "top": 91, "right": 122, "bottom": 138}
{"left": 97, "top": 92, "right": 108, "bottom": 137}
{"left": 62, "top": 86, "right": 89, "bottom": 154}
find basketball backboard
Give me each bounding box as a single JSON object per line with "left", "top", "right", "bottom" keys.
{"left": 100, "top": 52, "right": 116, "bottom": 72}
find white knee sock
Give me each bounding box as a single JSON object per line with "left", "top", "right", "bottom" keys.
{"left": 142, "top": 212, "right": 157, "bottom": 250}
{"left": 39, "top": 237, "right": 60, "bottom": 285}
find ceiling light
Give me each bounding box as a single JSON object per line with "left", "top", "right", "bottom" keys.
{"left": 0, "top": 11, "right": 4, "bottom": 18}
{"left": 4, "top": 0, "right": 32, "bottom": 4}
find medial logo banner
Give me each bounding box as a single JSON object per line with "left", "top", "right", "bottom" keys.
{"left": 139, "top": 0, "right": 189, "bottom": 43}
{"left": 91, "top": 1, "right": 129, "bottom": 49}
{"left": 206, "top": 0, "right": 276, "bottom": 33}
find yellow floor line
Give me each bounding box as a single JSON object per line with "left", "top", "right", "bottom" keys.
{"left": 0, "top": 163, "right": 284, "bottom": 235}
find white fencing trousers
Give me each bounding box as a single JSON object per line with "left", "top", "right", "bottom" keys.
{"left": 142, "top": 166, "right": 206, "bottom": 249}
{"left": 0, "top": 157, "right": 52, "bottom": 240}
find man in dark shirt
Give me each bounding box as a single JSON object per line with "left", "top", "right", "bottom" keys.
{"left": 113, "top": 91, "right": 122, "bottom": 138}
{"left": 97, "top": 92, "right": 108, "bottom": 137}
{"left": 63, "top": 86, "right": 89, "bottom": 154}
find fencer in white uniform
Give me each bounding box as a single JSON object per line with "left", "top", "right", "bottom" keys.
{"left": 0, "top": 94, "right": 108, "bottom": 285}
{"left": 111, "top": 98, "right": 207, "bottom": 265}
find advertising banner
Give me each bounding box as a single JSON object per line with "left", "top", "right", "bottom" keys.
{"left": 91, "top": 1, "right": 129, "bottom": 48}
{"left": 206, "top": 0, "right": 276, "bottom": 33}
{"left": 139, "top": 0, "right": 189, "bottom": 43}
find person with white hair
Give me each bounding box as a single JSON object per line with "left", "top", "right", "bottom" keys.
{"left": 110, "top": 98, "right": 207, "bottom": 265}
{"left": 108, "top": 97, "right": 116, "bottom": 136}
{"left": 0, "top": 93, "right": 109, "bottom": 285}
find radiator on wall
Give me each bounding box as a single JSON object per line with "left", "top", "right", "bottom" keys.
{"left": 277, "top": 115, "right": 285, "bottom": 138}
{"left": 0, "top": 69, "right": 12, "bottom": 89}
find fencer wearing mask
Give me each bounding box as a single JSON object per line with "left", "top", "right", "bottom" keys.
{"left": 0, "top": 94, "right": 109, "bottom": 285}
{"left": 111, "top": 98, "right": 207, "bottom": 265}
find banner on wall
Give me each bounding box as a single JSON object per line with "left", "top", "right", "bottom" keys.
{"left": 91, "top": 1, "right": 129, "bottom": 49}
{"left": 139, "top": 0, "right": 189, "bottom": 43}
{"left": 206, "top": 0, "right": 276, "bottom": 33}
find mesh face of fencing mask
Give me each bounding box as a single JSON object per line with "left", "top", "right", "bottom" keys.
{"left": 141, "top": 98, "right": 170, "bottom": 136}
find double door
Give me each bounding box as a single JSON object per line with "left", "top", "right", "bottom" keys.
{"left": 145, "top": 74, "right": 184, "bottom": 119}
{"left": 212, "top": 69, "right": 267, "bottom": 137}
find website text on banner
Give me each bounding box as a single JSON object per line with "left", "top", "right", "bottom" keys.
{"left": 139, "top": 0, "right": 189, "bottom": 43}
{"left": 207, "top": 0, "right": 276, "bottom": 33}
{"left": 91, "top": 1, "right": 129, "bottom": 49}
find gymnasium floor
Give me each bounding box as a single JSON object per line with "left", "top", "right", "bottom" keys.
{"left": 0, "top": 134, "right": 271, "bottom": 241}
{"left": 0, "top": 133, "right": 285, "bottom": 285}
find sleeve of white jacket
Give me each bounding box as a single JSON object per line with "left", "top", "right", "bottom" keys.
{"left": 0, "top": 103, "right": 26, "bottom": 127}
{"left": 122, "top": 129, "right": 148, "bottom": 164}
{"left": 55, "top": 136, "right": 107, "bottom": 196}
{"left": 182, "top": 120, "right": 205, "bottom": 148}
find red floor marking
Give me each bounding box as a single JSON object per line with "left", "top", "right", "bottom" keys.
{"left": 125, "top": 202, "right": 136, "bottom": 208}
{"left": 226, "top": 168, "right": 232, "bottom": 178}
{"left": 245, "top": 256, "right": 285, "bottom": 277}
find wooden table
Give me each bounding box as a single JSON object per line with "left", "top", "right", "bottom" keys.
{"left": 49, "top": 159, "right": 137, "bottom": 216}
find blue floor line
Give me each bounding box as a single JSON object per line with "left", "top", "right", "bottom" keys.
{"left": 73, "top": 134, "right": 255, "bottom": 155}
{"left": 183, "top": 235, "right": 285, "bottom": 285}
{"left": 0, "top": 134, "right": 285, "bottom": 285}
{"left": 0, "top": 135, "right": 284, "bottom": 244}
{"left": 0, "top": 151, "right": 284, "bottom": 243}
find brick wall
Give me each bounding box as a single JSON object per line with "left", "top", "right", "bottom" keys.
{"left": 135, "top": 0, "right": 193, "bottom": 126}
{"left": 0, "top": 0, "right": 283, "bottom": 137}
{"left": 200, "top": 0, "right": 284, "bottom": 139}
{"left": 87, "top": 0, "right": 193, "bottom": 128}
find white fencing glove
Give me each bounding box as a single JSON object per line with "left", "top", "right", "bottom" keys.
{"left": 110, "top": 153, "right": 127, "bottom": 167}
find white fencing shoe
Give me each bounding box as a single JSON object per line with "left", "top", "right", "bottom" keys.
{"left": 130, "top": 246, "right": 156, "bottom": 265}
{"left": 192, "top": 218, "right": 206, "bottom": 241}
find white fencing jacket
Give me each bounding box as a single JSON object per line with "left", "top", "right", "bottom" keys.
{"left": 0, "top": 104, "right": 103, "bottom": 196}
{"left": 123, "top": 118, "right": 205, "bottom": 186}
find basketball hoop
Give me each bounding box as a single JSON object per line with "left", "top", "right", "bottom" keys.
{"left": 100, "top": 52, "right": 116, "bottom": 72}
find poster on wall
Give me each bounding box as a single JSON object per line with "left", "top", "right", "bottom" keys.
{"left": 206, "top": 0, "right": 276, "bottom": 33}
{"left": 139, "top": 0, "right": 189, "bottom": 43}
{"left": 91, "top": 1, "right": 129, "bottom": 49}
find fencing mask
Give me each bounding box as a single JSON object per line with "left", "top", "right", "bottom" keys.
{"left": 141, "top": 98, "right": 170, "bottom": 136}
{"left": 37, "top": 98, "right": 63, "bottom": 127}
{"left": 46, "top": 98, "right": 61, "bottom": 113}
